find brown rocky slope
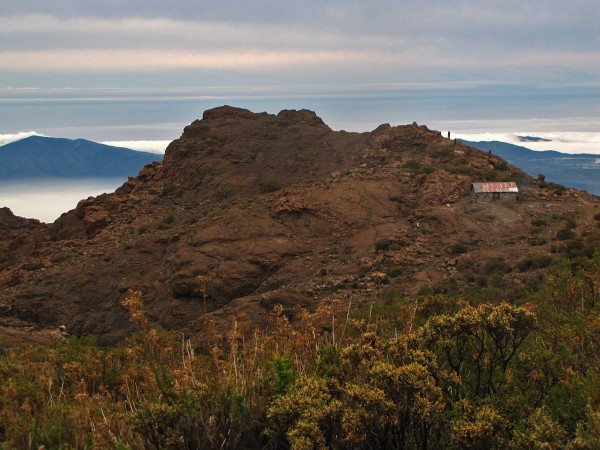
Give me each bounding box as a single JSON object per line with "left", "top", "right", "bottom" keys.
{"left": 1, "top": 106, "right": 599, "bottom": 345}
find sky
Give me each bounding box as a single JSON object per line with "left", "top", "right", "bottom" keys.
{"left": 0, "top": 0, "right": 599, "bottom": 152}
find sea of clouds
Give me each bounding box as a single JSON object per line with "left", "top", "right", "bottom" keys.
{"left": 0, "top": 178, "right": 124, "bottom": 223}
{"left": 452, "top": 131, "right": 600, "bottom": 155}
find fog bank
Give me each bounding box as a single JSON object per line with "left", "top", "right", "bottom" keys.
{"left": 0, "top": 178, "right": 124, "bottom": 223}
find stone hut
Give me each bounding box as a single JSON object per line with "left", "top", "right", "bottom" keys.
{"left": 471, "top": 182, "right": 519, "bottom": 202}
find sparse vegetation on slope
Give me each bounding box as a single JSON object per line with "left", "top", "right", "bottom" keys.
{"left": 2, "top": 252, "right": 600, "bottom": 449}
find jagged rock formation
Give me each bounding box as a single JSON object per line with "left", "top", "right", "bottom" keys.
{"left": 1, "top": 106, "right": 599, "bottom": 345}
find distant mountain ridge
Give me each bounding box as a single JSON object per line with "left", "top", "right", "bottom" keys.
{"left": 0, "top": 136, "right": 161, "bottom": 180}
{"left": 462, "top": 140, "right": 600, "bottom": 195}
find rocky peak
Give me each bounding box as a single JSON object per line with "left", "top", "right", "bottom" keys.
{"left": 1, "top": 107, "right": 599, "bottom": 346}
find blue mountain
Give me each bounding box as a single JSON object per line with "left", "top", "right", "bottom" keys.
{"left": 0, "top": 136, "right": 162, "bottom": 180}
{"left": 462, "top": 140, "right": 600, "bottom": 196}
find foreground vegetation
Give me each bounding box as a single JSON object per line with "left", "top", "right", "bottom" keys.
{"left": 2, "top": 254, "right": 600, "bottom": 449}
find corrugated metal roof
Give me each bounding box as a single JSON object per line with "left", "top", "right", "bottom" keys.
{"left": 472, "top": 182, "right": 518, "bottom": 193}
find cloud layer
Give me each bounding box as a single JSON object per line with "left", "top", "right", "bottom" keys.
{"left": 0, "top": 131, "right": 44, "bottom": 147}
{"left": 101, "top": 140, "right": 170, "bottom": 154}
{"left": 1, "top": 1, "right": 599, "bottom": 86}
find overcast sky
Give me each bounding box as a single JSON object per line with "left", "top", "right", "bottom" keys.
{"left": 2, "top": 0, "right": 599, "bottom": 86}
{"left": 1, "top": 1, "right": 599, "bottom": 144}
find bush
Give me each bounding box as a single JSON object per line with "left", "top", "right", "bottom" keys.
{"left": 483, "top": 257, "right": 511, "bottom": 275}
{"left": 549, "top": 182, "right": 566, "bottom": 195}
{"left": 404, "top": 159, "right": 421, "bottom": 170}
{"left": 137, "top": 225, "right": 150, "bottom": 235}
{"left": 495, "top": 160, "right": 510, "bottom": 171}
{"left": 565, "top": 218, "right": 577, "bottom": 229}
{"left": 517, "top": 255, "right": 552, "bottom": 272}
{"left": 375, "top": 238, "right": 391, "bottom": 252}
{"left": 451, "top": 243, "right": 469, "bottom": 255}
{"left": 259, "top": 178, "right": 282, "bottom": 193}
{"left": 528, "top": 237, "right": 548, "bottom": 246}
{"left": 422, "top": 166, "right": 436, "bottom": 174}
{"left": 556, "top": 228, "right": 575, "bottom": 241}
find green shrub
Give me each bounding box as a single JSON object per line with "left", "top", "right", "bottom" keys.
{"left": 156, "top": 214, "right": 175, "bottom": 230}
{"left": 495, "top": 160, "right": 510, "bottom": 171}
{"left": 137, "top": 224, "right": 150, "bottom": 235}
{"left": 517, "top": 255, "right": 552, "bottom": 272}
{"left": 422, "top": 166, "right": 436, "bottom": 174}
{"left": 483, "top": 257, "right": 511, "bottom": 274}
{"left": 556, "top": 228, "right": 575, "bottom": 240}
{"left": 417, "top": 283, "right": 434, "bottom": 296}
{"left": 404, "top": 159, "right": 421, "bottom": 170}
{"left": 528, "top": 237, "right": 548, "bottom": 246}
{"left": 386, "top": 268, "right": 402, "bottom": 278}
{"left": 271, "top": 357, "right": 295, "bottom": 395}
{"left": 565, "top": 218, "right": 577, "bottom": 229}
{"left": 450, "top": 243, "right": 469, "bottom": 255}
{"left": 375, "top": 238, "right": 391, "bottom": 252}
{"left": 259, "top": 178, "right": 282, "bottom": 193}
{"left": 549, "top": 182, "right": 566, "bottom": 194}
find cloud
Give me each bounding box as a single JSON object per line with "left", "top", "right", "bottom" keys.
{"left": 0, "top": 131, "right": 44, "bottom": 147}
{"left": 2, "top": 47, "right": 598, "bottom": 79}
{"left": 1, "top": 9, "right": 599, "bottom": 83}
{"left": 0, "top": 49, "right": 388, "bottom": 72}
{"left": 454, "top": 131, "right": 600, "bottom": 154}
{"left": 101, "top": 140, "right": 170, "bottom": 154}
{"left": 0, "top": 14, "right": 389, "bottom": 53}
{"left": 0, "top": 178, "right": 123, "bottom": 223}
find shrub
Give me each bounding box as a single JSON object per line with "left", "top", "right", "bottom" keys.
{"left": 156, "top": 214, "right": 176, "bottom": 230}
{"left": 548, "top": 182, "right": 566, "bottom": 195}
{"left": 451, "top": 243, "right": 469, "bottom": 255}
{"left": 422, "top": 166, "right": 436, "bottom": 174}
{"left": 517, "top": 255, "right": 552, "bottom": 272}
{"left": 556, "top": 228, "right": 575, "bottom": 241}
{"left": 528, "top": 237, "right": 548, "bottom": 246}
{"left": 386, "top": 268, "right": 402, "bottom": 278}
{"left": 259, "top": 178, "right": 282, "bottom": 193}
{"left": 483, "top": 257, "right": 511, "bottom": 275}
{"left": 137, "top": 224, "right": 150, "bottom": 235}
{"left": 404, "top": 159, "right": 421, "bottom": 171}
{"left": 495, "top": 160, "right": 510, "bottom": 171}
{"left": 375, "top": 238, "right": 391, "bottom": 252}
{"left": 564, "top": 218, "right": 577, "bottom": 229}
